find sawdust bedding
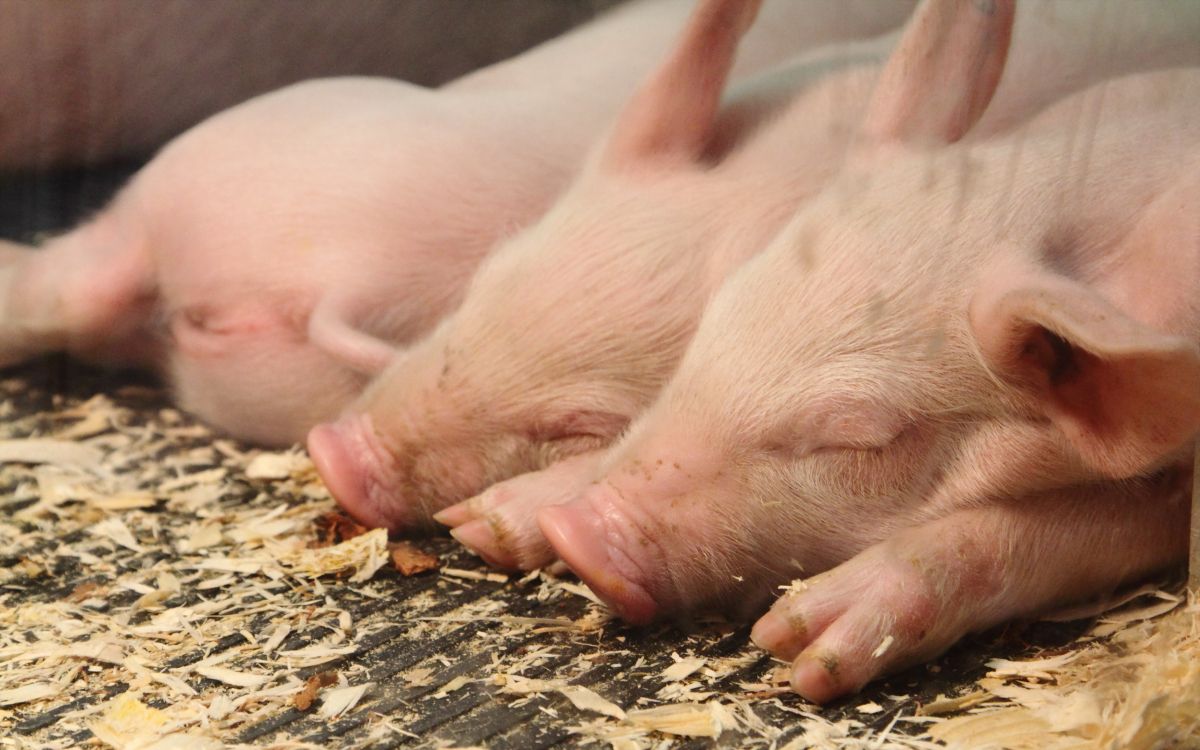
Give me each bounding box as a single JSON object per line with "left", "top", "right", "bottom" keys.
{"left": 0, "top": 359, "right": 1195, "bottom": 750}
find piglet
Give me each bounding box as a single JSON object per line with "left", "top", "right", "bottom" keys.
{"left": 534, "top": 7, "right": 1200, "bottom": 703}
{"left": 312, "top": 0, "right": 1200, "bottom": 546}
{"left": 308, "top": 0, "right": 905, "bottom": 532}
{"left": 0, "top": 0, "right": 911, "bottom": 445}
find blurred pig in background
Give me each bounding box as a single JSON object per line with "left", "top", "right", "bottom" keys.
{"left": 0, "top": 0, "right": 916, "bottom": 444}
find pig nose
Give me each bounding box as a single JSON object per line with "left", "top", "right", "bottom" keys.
{"left": 538, "top": 487, "right": 661, "bottom": 625}
{"left": 308, "top": 419, "right": 392, "bottom": 531}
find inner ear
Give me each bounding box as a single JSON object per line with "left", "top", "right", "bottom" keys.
{"left": 1019, "top": 328, "right": 1079, "bottom": 389}
{"left": 971, "top": 272, "right": 1200, "bottom": 478}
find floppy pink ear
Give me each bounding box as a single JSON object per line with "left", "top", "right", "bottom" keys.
{"left": 860, "top": 0, "right": 1014, "bottom": 148}
{"left": 600, "top": 0, "right": 762, "bottom": 170}
{"left": 970, "top": 271, "right": 1200, "bottom": 478}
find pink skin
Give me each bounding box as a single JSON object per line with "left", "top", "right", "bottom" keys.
{"left": 534, "top": 46, "right": 1200, "bottom": 705}
{"left": 749, "top": 474, "right": 1189, "bottom": 703}
{"left": 429, "top": 0, "right": 1200, "bottom": 566}
{"left": 311, "top": 0, "right": 908, "bottom": 531}
{"left": 0, "top": 0, "right": 922, "bottom": 447}
{"left": 313, "top": 0, "right": 1200, "bottom": 536}
{"left": 2, "top": 0, "right": 910, "bottom": 446}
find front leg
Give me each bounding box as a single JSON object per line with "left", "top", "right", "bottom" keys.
{"left": 751, "top": 469, "right": 1189, "bottom": 703}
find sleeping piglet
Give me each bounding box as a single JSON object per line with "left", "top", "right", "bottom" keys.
{"left": 309, "top": 0, "right": 1200, "bottom": 548}
{"left": 0, "top": 0, "right": 911, "bottom": 445}
{"left": 530, "top": 6, "right": 1200, "bottom": 702}
{"left": 308, "top": 0, "right": 908, "bottom": 531}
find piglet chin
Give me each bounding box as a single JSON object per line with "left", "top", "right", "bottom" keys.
{"left": 537, "top": 493, "right": 660, "bottom": 625}
{"left": 308, "top": 416, "right": 403, "bottom": 532}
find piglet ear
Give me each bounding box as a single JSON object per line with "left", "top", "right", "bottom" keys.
{"left": 860, "top": 0, "right": 1014, "bottom": 148}
{"left": 969, "top": 272, "right": 1200, "bottom": 479}
{"left": 600, "top": 0, "right": 762, "bottom": 170}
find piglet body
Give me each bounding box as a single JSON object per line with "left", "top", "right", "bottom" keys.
{"left": 0, "top": 0, "right": 915, "bottom": 445}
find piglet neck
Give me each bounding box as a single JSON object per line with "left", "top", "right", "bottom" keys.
{"left": 700, "top": 173, "right": 811, "bottom": 293}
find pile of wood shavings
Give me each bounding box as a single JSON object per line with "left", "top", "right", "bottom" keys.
{"left": 0, "top": 368, "right": 1194, "bottom": 749}
{"left": 924, "top": 589, "right": 1198, "bottom": 749}
{"left": 0, "top": 379, "right": 410, "bottom": 748}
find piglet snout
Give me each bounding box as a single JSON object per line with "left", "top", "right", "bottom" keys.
{"left": 538, "top": 486, "right": 663, "bottom": 625}
{"left": 308, "top": 415, "right": 396, "bottom": 531}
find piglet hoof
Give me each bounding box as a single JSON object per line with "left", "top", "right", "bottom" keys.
{"left": 750, "top": 544, "right": 948, "bottom": 704}
{"left": 431, "top": 499, "right": 477, "bottom": 528}
{"left": 538, "top": 487, "right": 662, "bottom": 625}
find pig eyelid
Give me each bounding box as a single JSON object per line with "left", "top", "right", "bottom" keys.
{"left": 526, "top": 410, "right": 629, "bottom": 443}
{"left": 816, "top": 420, "right": 914, "bottom": 453}
{"left": 535, "top": 431, "right": 608, "bottom": 449}
{"left": 776, "top": 419, "right": 911, "bottom": 459}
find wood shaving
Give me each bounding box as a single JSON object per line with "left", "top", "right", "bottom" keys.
{"left": 0, "top": 682, "right": 61, "bottom": 707}
{"left": 915, "top": 690, "right": 991, "bottom": 716}
{"left": 560, "top": 686, "right": 626, "bottom": 720}
{"left": 89, "top": 517, "right": 144, "bottom": 552}
{"left": 193, "top": 666, "right": 271, "bottom": 688}
{"left": 441, "top": 567, "right": 509, "bottom": 583}
{"left": 661, "top": 655, "right": 706, "bottom": 682}
{"left": 318, "top": 682, "right": 372, "bottom": 720}
{"left": 293, "top": 671, "right": 338, "bottom": 711}
{"left": 0, "top": 438, "right": 104, "bottom": 470}
{"left": 90, "top": 693, "right": 221, "bottom": 750}
{"left": 924, "top": 593, "right": 1200, "bottom": 749}
{"left": 244, "top": 450, "right": 312, "bottom": 480}
{"left": 280, "top": 527, "right": 389, "bottom": 583}
{"left": 624, "top": 702, "right": 729, "bottom": 738}
{"left": 390, "top": 541, "right": 439, "bottom": 575}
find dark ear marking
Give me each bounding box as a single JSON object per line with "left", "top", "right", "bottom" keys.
{"left": 1019, "top": 328, "right": 1077, "bottom": 387}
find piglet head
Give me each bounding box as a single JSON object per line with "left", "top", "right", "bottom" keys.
{"left": 307, "top": 162, "right": 734, "bottom": 531}
{"left": 542, "top": 0, "right": 1200, "bottom": 627}
{"left": 309, "top": 0, "right": 771, "bottom": 531}
{"left": 537, "top": 0, "right": 1049, "bottom": 621}
{"left": 538, "top": 212, "right": 1007, "bottom": 623}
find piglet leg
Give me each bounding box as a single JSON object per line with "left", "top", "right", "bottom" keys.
{"left": 751, "top": 471, "right": 1189, "bottom": 704}
{"left": 0, "top": 221, "right": 156, "bottom": 368}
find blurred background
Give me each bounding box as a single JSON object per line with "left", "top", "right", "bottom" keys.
{"left": 0, "top": 0, "right": 624, "bottom": 240}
